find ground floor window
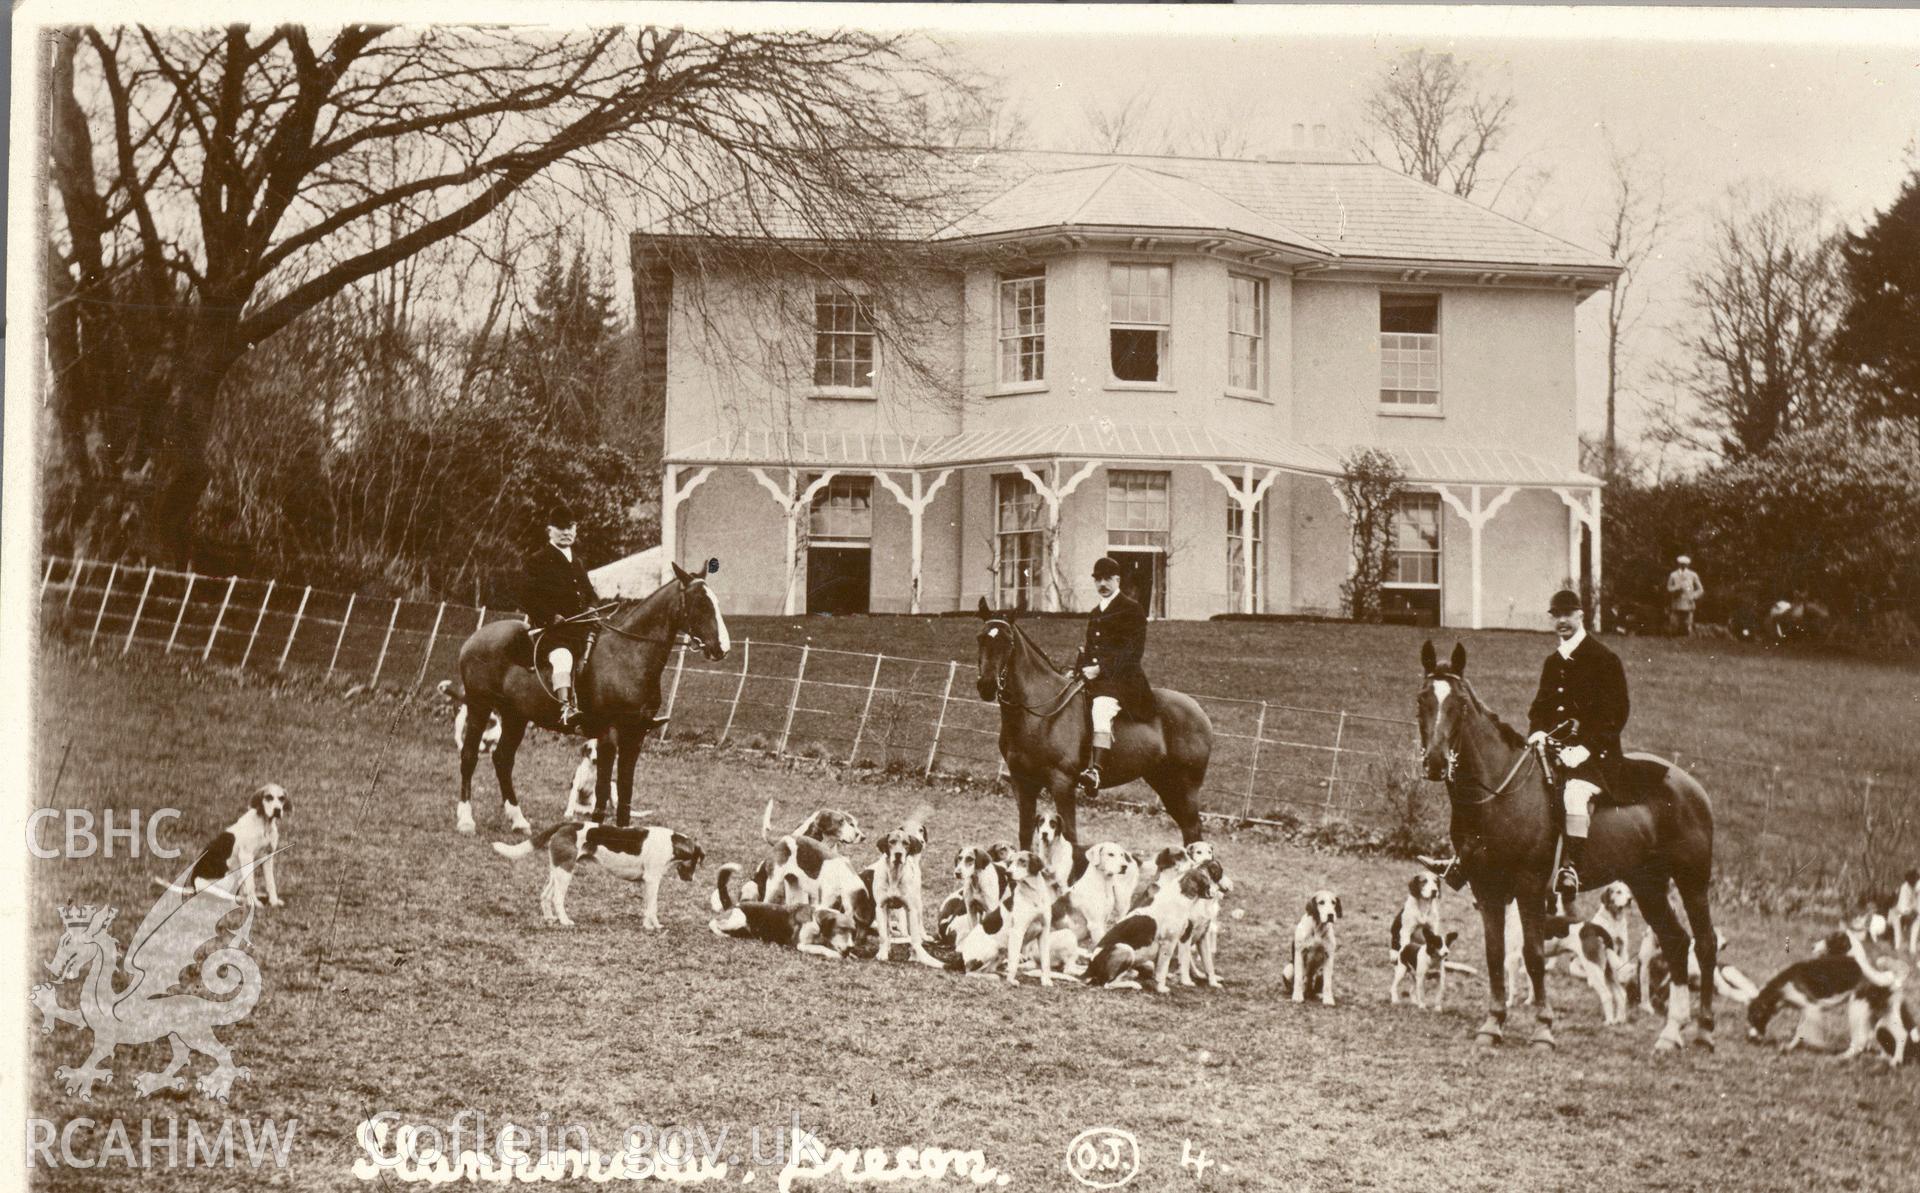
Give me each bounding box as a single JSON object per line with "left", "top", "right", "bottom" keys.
{"left": 1107, "top": 470, "right": 1169, "bottom": 617}
{"left": 1226, "top": 476, "right": 1264, "bottom": 611}
{"left": 1382, "top": 492, "right": 1441, "bottom": 625}
{"left": 806, "top": 475, "right": 872, "bottom": 614}
{"left": 995, "top": 474, "right": 1045, "bottom": 610}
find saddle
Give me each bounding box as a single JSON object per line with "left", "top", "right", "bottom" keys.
{"left": 1553, "top": 754, "right": 1669, "bottom": 809}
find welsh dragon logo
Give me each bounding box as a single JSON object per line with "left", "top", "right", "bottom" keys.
{"left": 31, "top": 851, "right": 277, "bottom": 1102}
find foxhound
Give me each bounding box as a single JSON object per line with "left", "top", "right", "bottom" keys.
{"left": 937, "top": 846, "right": 1008, "bottom": 947}
{"left": 1287, "top": 889, "right": 1343, "bottom": 1005}
{"left": 1029, "top": 811, "right": 1076, "bottom": 889}
{"left": 1389, "top": 872, "right": 1454, "bottom": 1009}
{"left": 708, "top": 864, "right": 859, "bottom": 960}
{"left": 493, "top": 821, "right": 702, "bottom": 930}
{"left": 1567, "top": 882, "right": 1635, "bottom": 1024}
{"left": 1749, "top": 929, "right": 1900, "bottom": 1057}
{"left": 163, "top": 783, "right": 290, "bottom": 907}
{"left": 1003, "top": 851, "right": 1076, "bottom": 987}
{"left": 1086, "top": 865, "right": 1220, "bottom": 994}
{"left": 440, "top": 680, "right": 502, "bottom": 756}
{"left": 861, "top": 813, "right": 942, "bottom": 968}
{"left": 1062, "top": 842, "right": 1139, "bottom": 946}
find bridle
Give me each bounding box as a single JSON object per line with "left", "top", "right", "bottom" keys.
{"left": 980, "top": 618, "right": 1086, "bottom": 718}
{"left": 1422, "top": 671, "right": 1568, "bottom": 806}
{"left": 576, "top": 580, "right": 721, "bottom": 655}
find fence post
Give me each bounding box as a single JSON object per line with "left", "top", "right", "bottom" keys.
{"left": 1322, "top": 711, "right": 1349, "bottom": 824}
{"left": 1765, "top": 764, "right": 1781, "bottom": 837}
{"left": 327, "top": 592, "right": 358, "bottom": 679}
{"left": 64, "top": 558, "right": 87, "bottom": 609}
{"left": 1241, "top": 701, "right": 1269, "bottom": 823}
{"left": 202, "top": 576, "right": 238, "bottom": 662}
{"left": 719, "top": 639, "right": 750, "bottom": 746}
{"left": 660, "top": 644, "right": 689, "bottom": 742}
{"left": 238, "top": 579, "right": 277, "bottom": 670}
{"left": 87, "top": 562, "right": 121, "bottom": 649}
{"left": 278, "top": 586, "right": 313, "bottom": 672}
{"left": 776, "top": 645, "right": 810, "bottom": 757}
{"left": 166, "top": 572, "right": 197, "bottom": 654}
{"left": 369, "top": 597, "right": 404, "bottom": 689}
{"left": 121, "top": 566, "right": 158, "bottom": 655}
{"left": 925, "top": 660, "right": 958, "bottom": 779}
{"left": 846, "top": 653, "right": 885, "bottom": 768}
{"left": 40, "top": 557, "right": 56, "bottom": 598}
{"left": 411, "top": 601, "right": 447, "bottom": 694}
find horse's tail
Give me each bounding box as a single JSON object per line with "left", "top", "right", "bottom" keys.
{"left": 436, "top": 679, "right": 466, "bottom": 705}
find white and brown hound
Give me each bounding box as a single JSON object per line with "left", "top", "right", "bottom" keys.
{"left": 862, "top": 814, "right": 942, "bottom": 968}
{"left": 1086, "top": 865, "right": 1220, "bottom": 994}
{"left": 165, "top": 783, "right": 290, "bottom": 908}
{"left": 1389, "top": 872, "right": 1453, "bottom": 1009}
{"left": 709, "top": 864, "right": 859, "bottom": 960}
{"left": 1287, "top": 889, "right": 1343, "bottom": 1005}
{"left": 494, "top": 820, "right": 702, "bottom": 930}
{"left": 1749, "top": 929, "right": 1900, "bottom": 1056}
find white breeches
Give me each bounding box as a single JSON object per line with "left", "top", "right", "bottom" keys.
{"left": 1564, "top": 778, "right": 1600, "bottom": 836}
{"left": 550, "top": 647, "right": 575, "bottom": 688}
{"left": 1091, "top": 695, "right": 1119, "bottom": 742}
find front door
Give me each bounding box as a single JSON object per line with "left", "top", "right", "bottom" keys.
{"left": 806, "top": 546, "right": 871, "bottom": 615}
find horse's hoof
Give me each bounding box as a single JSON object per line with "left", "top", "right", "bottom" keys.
{"left": 1690, "top": 1029, "right": 1716, "bottom": 1052}
{"left": 1653, "top": 1033, "right": 1682, "bottom": 1053}
{"left": 1531, "top": 1029, "right": 1557, "bottom": 1050}
{"left": 455, "top": 806, "right": 476, "bottom": 835}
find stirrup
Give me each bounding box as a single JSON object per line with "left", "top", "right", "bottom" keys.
{"left": 558, "top": 690, "right": 581, "bottom": 728}
{"left": 1554, "top": 863, "right": 1581, "bottom": 898}
{"left": 1077, "top": 766, "right": 1101, "bottom": 794}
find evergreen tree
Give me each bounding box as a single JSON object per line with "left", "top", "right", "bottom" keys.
{"left": 1832, "top": 168, "right": 1920, "bottom": 422}
{"left": 510, "top": 237, "right": 624, "bottom": 438}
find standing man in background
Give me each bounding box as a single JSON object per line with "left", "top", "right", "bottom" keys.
{"left": 1666, "top": 554, "right": 1705, "bottom": 637}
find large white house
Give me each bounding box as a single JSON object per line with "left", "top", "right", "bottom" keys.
{"left": 633, "top": 148, "right": 1618, "bottom": 628}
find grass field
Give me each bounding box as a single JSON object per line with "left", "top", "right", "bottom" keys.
{"left": 26, "top": 639, "right": 1920, "bottom": 1192}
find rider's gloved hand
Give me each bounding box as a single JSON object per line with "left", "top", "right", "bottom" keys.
{"left": 1081, "top": 664, "right": 1100, "bottom": 680}
{"left": 1526, "top": 730, "right": 1548, "bottom": 748}
{"left": 1558, "top": 745, "right": 1591, "bottom": 768}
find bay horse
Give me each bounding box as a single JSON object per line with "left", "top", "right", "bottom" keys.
{"left": 1416, "top": 641, "right": 1717, "bottom": 1052}
{"left": 974, "top": 600, "right": 1211, "bottom": 848}
{"left": 452, "top": 562, "right": 729, "bottom": 833}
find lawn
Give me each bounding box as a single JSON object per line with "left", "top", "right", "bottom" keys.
{"left": 25, "top": 643, "right": 1920, "bottom": 1192}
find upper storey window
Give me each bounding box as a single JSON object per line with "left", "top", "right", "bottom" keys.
{"left": 814, "top": 287, "right": 875, "bottom": 391}
{"left": 1380, "top": 292, "right": 1439, "bottom": 411}
{"left": 1228, "top": 273, "right": 1265, "bottom": 396}
{"left": 1109, "top": 263, "right": 1171, "bottom": 383}
{"left": 998, "top": 274, "right": 1046, "bottom": 386}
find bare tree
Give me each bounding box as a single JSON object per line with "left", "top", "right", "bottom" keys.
{"left": 1357, "top": 49, "right": 1542, "bottom": 209}
{"left": 43, "top": 24, "right": 978, "bottom": 562}
{"left": 1663, "top": 183, "right": 1853, "bottom": 459}
{"left": 1077, "top": 89, "right": 1170, "bottom": 155}
{"left": 1593, "top": 132, "right": 1671, "bottom": 481}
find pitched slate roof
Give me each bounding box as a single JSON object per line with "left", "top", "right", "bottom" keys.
{"left": 643, "top": 148, "right": 1617, "bottom": 276}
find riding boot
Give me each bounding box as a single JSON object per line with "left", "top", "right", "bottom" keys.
{"left": 556, "top": 685, "right": 581, "bottom": 729}
{"left": 1078, "top": 747, "right": 1108, "bottom": 795}
{"left": 1555, "top": 835, "right": 1585, "bottom": 906}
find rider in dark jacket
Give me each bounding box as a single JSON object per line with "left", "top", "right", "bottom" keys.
{"left": 1073, "top": 556, "right": 1153, "bottom": 795}
{"left": 523, "top": 504, "right": 600, "bottom": 727}
{"left": 1527, "top": 587, "right": 1630, "bottom": 901}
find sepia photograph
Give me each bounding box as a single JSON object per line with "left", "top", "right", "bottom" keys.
{"left": 7, "top": 3, "right": 1919, "bottom": 1189}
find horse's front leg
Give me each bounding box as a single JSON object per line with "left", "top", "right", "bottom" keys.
{"left": 1012, "top": 772, "right": 1042, "bottom": 852}
{"left": 614, "top": 722, "right": 645, "bottom": 829}
{"left": 592, "top": 728, "right": 616, "bottom": 824}
{"left": 1514, "top": 896, "right": 1557, "bottom": 1049}
{"left": 1474, "top": 891, "right": 1508, "bottom": 1046}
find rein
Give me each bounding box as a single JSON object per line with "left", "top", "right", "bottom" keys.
{"left": 581, "top": 581, "right": 716, "bottom": 652}
{"left": 983, "top": 619, "right": 1086, "bottom": 719}
{"left": 1446, "top": 743, "right": 1544, "bottom": 806}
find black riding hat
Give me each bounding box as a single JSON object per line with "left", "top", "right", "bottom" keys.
{"left": 1548, "top": 588, "right": 1583, "bottom": 616}
{"left": 1092, "top": 556, "right": 1122, "bottom": 580}
{"left": 547, "top": 503, "right": 579, "bottom": 529}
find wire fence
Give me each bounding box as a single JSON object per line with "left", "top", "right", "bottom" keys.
{"left": 37, "top": 556, "right": 1916, "bottom": 879}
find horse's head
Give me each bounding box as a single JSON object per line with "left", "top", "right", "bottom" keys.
{"left": 671, "top": 561, "right": 730, "bottom": 661}
{"left": 975, "top": 597, "right": 1017, "bottom": 701}
{"left": 1417, "top": 640, "right": 1471, "bottom": 782}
